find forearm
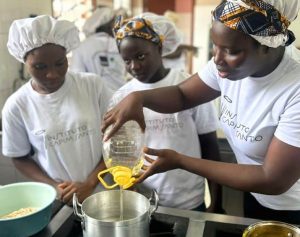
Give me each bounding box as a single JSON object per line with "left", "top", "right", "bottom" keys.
{"left": 139, "top": 85, "right": 185, "bottom": 113}
{"left": 178, "top": 155, "right": 281, "bottom": 195}
{"left": 12, "top": 156, "right": 58, "bottom": 187}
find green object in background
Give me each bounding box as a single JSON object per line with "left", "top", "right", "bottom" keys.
{"left": 0, "top": 182, "right": 56, "bottom": 237}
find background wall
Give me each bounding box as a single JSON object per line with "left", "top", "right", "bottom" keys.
{"left": 0, "top": 0, "right": 52, "bottom": 184}
{"left": 0, "top": 0, "right": 52, "bottom": 120}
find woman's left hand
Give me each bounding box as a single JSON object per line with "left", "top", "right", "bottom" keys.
{"left": 137, "top": 147, "right": 182, "bottom": 183}
{"left": 58, "top": 181, "right": 94, "bottom": 205}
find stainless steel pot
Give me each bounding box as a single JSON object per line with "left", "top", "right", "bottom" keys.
{"left": 243, "top": 221, "right": 300, "bottom": 237}
{"left": 73, "top": 190, "right": 158, "bottom": 237}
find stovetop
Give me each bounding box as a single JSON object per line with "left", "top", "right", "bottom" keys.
{"left": 202, "top": 220, "right": 247, "bottom": 237}
{"left": 49, "top": 200, "right": 189, "bottom": 237}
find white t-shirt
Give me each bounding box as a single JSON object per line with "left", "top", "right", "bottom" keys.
{"left": 199, "top": 45, "right": 300, "bottom": 210}
{"left": 163, "top": 53, "right": 186, "bottom": 71}
{"left": 70, "top": 32, "right": 126, "bottom": 91}
{"left": 2, "top": 71, "right": 112, "bottom": 183}
{"left": 114, "top": 69, "right": 219, "bottom": 209}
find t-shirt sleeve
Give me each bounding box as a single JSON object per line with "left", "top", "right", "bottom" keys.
{"left": 98, "top": 80, "right": 114, "bottom": 117}
{"left": 2, "top": 98, "right": 31, "bottom": 157}
{"left": 275, "top": 93, "right": 300, "bottom": 148}
{"left": 192, "top": 101, "right": 220, "bottom": 135}
{"left": 198, "top": 58, "right": 221, "bottom": 92}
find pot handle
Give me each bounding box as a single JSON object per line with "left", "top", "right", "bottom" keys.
{"left": 73, "top": 193, "right": 83, "bottom": 219}
{"left": 148, "top": 189, "right": 159, "bottom": 218}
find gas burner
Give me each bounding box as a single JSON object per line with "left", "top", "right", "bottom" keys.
{"left": 150, "top": 213, "right": 189, "bottom": 237}
{"left": 203, "top": 221, "right": 247, "bottom": 237}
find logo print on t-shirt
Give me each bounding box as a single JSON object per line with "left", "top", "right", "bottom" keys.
{"left": 220, "top": 96, "right": 263, "bottom": 142}
{"left": 45, "top": 125, "right": 94, "bottom": 148}
{"left": 224, "top": 95, "right": 232, "bottom": 103}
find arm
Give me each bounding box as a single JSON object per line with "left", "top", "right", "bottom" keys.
{"left": 12, "top": 155, "right": 59, "bottom": 187}
{"left": 12, "top": 156, "right": 66, "bottom": 199}
{"left": 139, "top": 136, "right": 300, "bottom": 195}
{"left": 198, "top": 132, "right": 224, "bottom": 213}
{"left": 102, "top": 73, "right": 220, "bottom": 139}
{"left": 58, "top": 159, "right": 107, "bottom": 204}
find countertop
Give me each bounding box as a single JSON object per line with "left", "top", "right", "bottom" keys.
{"left": 36, "top": 204, "right": 259, "bottom": 237}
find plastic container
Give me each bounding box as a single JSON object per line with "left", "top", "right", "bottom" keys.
{"left": 0, "top": 182, "right": 56, "bottom": 237}
{"left": 98, "top": 120, "right": 145, "bottom": 189}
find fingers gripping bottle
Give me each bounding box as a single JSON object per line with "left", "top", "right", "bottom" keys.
{"left": 98, "top": 120, "right": 145, "bottom": 189}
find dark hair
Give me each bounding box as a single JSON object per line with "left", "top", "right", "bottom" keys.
{"left": 23, "top": 43, "right": 66, "bottom": 62}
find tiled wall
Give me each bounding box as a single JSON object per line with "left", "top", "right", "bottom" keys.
{"left": 0, "top": 0, "right": 52, "bottom": 118}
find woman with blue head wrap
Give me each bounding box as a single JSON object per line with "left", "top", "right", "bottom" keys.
{"left": 102, "top": 0, "right": 300, "bottom": 223}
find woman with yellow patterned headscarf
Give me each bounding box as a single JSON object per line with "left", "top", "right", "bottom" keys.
{"left": 113, "top": 12, "right": 182, "bottom": 57}
{"left": 102, "top": 0, "right": 300, "bottom": 223}
{"left": 109, "top": 12, "right": 223, "bottom": 213}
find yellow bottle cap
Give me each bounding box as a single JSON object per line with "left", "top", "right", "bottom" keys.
{"left": 111, "top": 166, "right": 135, "bottom": 189}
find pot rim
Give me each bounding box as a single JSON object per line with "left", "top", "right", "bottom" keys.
{"left": 243, "top": 220, "right": 300, "bottom": 236}
{"left": 80, "top": 190, "right": 153, "bottom": 225}
{"left": 82, "top": 211, "right": 149, "bottom": 226}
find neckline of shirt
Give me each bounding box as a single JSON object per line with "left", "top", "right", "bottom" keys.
{"left": 27, "top": 73, "right": 72, "bottom": 101}
{"left": 132, "top": 68, "right": 176, "bottom": 88}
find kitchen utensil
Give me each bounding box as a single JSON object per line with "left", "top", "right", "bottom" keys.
{"left": 73, "top": 189, "right": 158, "bottom": 237}
{"left": 0, "top": 182, "right": 56, "bottom": 237}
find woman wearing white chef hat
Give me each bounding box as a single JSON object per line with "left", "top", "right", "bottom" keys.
{"left": 70, "top": 6, "right": 127, "bottom": 91}
{"left": 3, "top": 15, "right": 113, "bottom": 204}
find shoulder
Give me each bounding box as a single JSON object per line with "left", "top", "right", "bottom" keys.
{"left": 167, "top": 69, "right": 190, "bottom": 84}
{"left": 67, "top": 71, "right": 109, "bottom": 91}
{"left": 68, "top": 71, "right": 101, "bottom": 82}
{"left": 2, "top": 82, "right": 31, "bottom": 115}
{"left": 286, "top": 45, "right": 300, "bottom": 64}
{"left": 115, "top": 79, "right": 137, "bottom": 93}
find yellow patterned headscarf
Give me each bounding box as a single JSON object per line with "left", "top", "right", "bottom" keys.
{"left": 212, "top": 0, "right": 296, "bottom": 47}
{"left": 112, "top": 12, "right": 182, "bottom": 56}
{"left": 113, "top": 15, "right": 164, "bottom": 49}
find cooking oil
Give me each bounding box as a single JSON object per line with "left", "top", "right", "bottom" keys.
{"left": 98, "top": 120, "right": 145, "bottom": 189}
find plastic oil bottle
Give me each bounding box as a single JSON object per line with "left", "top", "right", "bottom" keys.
{"left": 98, "top": 120, "right": 145, "bottom": 190}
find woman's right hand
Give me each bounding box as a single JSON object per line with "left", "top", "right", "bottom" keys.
{"left": 101, "top": 91, "right": 146, "bottom": 140}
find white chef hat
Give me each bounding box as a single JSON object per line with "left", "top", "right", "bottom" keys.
{"left": 82, "top": 7, "right": 115, "bottom": 37}
{"left": 137, "top": 12, "right": 183, "bottom": 56}
{"left": 114, "top": 12, "right": 182, "bottom": 57}
{"left": 7, "top": 15, "right": 80, "bottom": 63}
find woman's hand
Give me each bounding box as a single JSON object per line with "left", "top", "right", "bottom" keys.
{"left": 101, "top": 91, "right": 146, "bottom": 141}
{"left": 137, "top": 147, "right": 183, "bottom": 183}
{"left": 57, "top": 181, "right": 94, "bottom": 205}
